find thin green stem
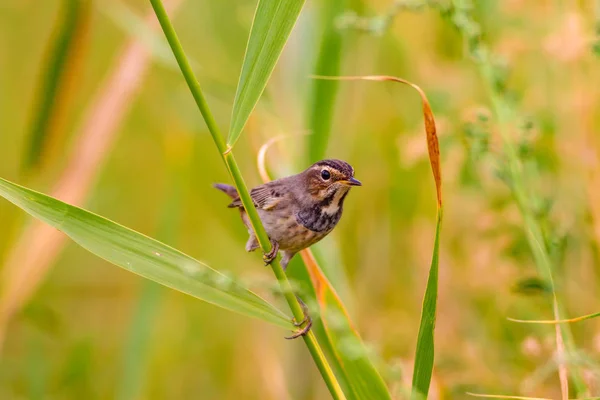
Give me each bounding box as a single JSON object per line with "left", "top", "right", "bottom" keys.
{"left": 481, "top": 61, "right": 587, "bottom": 395}
{"left": 471, "top": 28, "right": 588, "bottom": 398}
{"left": 223, "top": 152, "right": 305, "bottom": 317}
{"left": 148, "top": 1, "right": 345, "bottom": 398}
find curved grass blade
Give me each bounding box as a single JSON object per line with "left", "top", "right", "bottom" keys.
{"left": 228, "top": 0, "right": 306, "bottom": 147}
{"left": 258, "top": 139, "right": 392, "bottom": 400}
{"left": 0, "top": 177, "right": 292, "bottom": 329}
{"left": 284, "top": 256, "right": 358, "bottom": 400}
{"left": 300, "top": 250, "right": 392, "bottom": 400}
{"left": 466, "top": 393, "right": 552, "bottom": 400}
{"left": 508, "top": 311, "right": 600, "bottom": 324}
{"left": 312, "top": 75, "right": 442, "bottom": 398}
{"left": 311, "top": 75, "right": 442, "bottom": 207}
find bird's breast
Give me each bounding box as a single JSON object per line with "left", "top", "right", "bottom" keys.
{"left": 296, "top": 203, "right": 343, "bottom": 233}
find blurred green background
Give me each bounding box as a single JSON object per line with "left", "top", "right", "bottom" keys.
{"left": 1, "top": 0, "right": 600, "bottom": 398}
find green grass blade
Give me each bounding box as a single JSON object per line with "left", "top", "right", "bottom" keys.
{"left": 228, "top": 0, "right": 306, "bottom": 147}
{"left": 26, "top": 335, "right": 46, "bottom": 400}
{"left": 321, "top": 292, "right": 392, "bottom": 399}
{"left": 508, "top": 311, "right": 600, "bottom": 324}
{"left": 306, "top": 75, "right": 443, "bottom": 398}
{"left": 57, "top": 340, "right": 94, "bottom": 397}
{"left": 0, "top": 177, "right": 292, "bottom": 329}
{"left": 411, "top": 210, "right": 442, "bottom": 398}
{"left": 116, "top": 281, "right": 163, "bottom": 400}
{"left": 466, "top": 394, "right": 552, "bottom": 400}
{"left": 297, "top": 251, "right": 392, "bottom": 400}
{"left": 284, "top": 258, "right": 357, "bottom": 399}
{"left": 24, "top": 0, "right": 89, "bottom": 171}
{"left": 307, "top": 0, "right": 346, "bottom": 162}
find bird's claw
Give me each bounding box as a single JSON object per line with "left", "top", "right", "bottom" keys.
{"left": 285, "top": 316, "right": 312, "bottom": 340}
{"left": 285, "top": 296, "right": 312, "bottom": 340}
{"left": 263, "top": 239, "right": 279, "bottom": 265}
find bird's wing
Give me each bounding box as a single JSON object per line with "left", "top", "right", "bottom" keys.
{"left": 228, "top": 181, "right": 285, "bottom": 210}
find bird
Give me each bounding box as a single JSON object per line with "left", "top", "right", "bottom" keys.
{"left": 214, "top": 159, "right": 361, "bottom": 271}
{"left": 214, "top": 159, "right": 360, "bottom": 339}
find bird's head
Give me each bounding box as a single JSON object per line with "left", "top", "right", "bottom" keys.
{"left": 303, "top": 159, "right": 361, "bottom": 202}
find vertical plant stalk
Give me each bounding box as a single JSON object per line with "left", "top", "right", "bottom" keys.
{"left": 478, "top": 53, "right": 585, "bottom": 397}
{"left": 434, "top": 1, "right": 587, "bottom": 395}
{"left": 147, "top": 1, "right": 345, "bottom": 398}
{"left": 449, "top": 11, "right": 585, "bottom": 396}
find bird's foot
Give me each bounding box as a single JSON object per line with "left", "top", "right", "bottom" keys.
{"left": 263, "top": 239, "right": 279, "bottom": 265}
{"left": 285, "top": 296, "right": 312, "bottom": 340}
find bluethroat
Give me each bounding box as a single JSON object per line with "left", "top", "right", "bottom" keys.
{"left": 214, "top": 159, "right": 361, "bottom": 337}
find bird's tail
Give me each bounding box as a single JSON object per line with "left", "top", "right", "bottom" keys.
{"left": 213, "top": 183, "right": 239, "bottom": 199}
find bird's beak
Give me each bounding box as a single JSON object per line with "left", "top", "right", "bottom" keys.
{"left": 341, "top": 177, "right": 362, "bottom": 186}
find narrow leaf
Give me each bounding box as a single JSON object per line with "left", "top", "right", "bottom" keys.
{"left": 228, "top": 0, "right": 306, "bottom": 147}
{"left": 0, "top": 177, "right": 292, "bottom": 329}
{"left": 284, "top": 257, "right": 358, "bottom": 400}
{"left": 411, "top": 212, "right": 441, "bottom": 398}
{"left": 311, "top": 75, "right": 443, "bottom": 398}
{"left": 466, "top": 393, "right": 552, "bottom": 400}
{"left": 116, "top": 281, "right": 162, "bottom": 400}
{"left": 300, "top": 250, "right": 392, "bottom": 400}
{"left": 554, "top": 299, "right": 569, "bottom": 400}
{"left": 508, "top": 311, "right": 600, "bottom": 324}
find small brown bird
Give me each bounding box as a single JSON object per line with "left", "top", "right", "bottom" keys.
{"left": 214, "top": 159, "right": 361, "bottom": 271}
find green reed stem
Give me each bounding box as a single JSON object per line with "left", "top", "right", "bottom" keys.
{"left": 478, "top": 56, "right": 587, "bottom": 395}
{"left": 148, "top": 1, "right": 346, "bottom": 398}
{"left": 445, "top": 0, "right": 587, "bottom": 390}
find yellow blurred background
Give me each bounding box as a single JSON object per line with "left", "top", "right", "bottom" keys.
{"left": 1, "top": 0, "right": 600, "bottom": 398}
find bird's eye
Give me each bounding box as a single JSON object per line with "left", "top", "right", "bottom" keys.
{"left": 321, "top": 170, "right": 331, "bottom": 180}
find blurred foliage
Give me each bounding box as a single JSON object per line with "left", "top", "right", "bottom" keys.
{"left": 22, "top": 0, "right": 90, "bottom": 173}
{"left": 1, "top": 0, "right": 600, "bottom": 399}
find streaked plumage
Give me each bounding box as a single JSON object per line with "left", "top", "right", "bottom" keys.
{"left": 214, "top": 159, "right": 361, "bottom": 270}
